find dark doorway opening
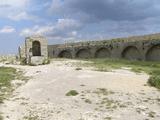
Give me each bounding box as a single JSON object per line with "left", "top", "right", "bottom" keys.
{"left": 32, "top": 41, "right": 41, "bottom": 56}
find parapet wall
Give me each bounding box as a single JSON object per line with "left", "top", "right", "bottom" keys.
{"left": 48, "top": 33, "right": 160, "bottom": 61}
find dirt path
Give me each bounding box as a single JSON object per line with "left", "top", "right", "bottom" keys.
{"left": 0, "top": 60, "right": 160, "bottom": 120}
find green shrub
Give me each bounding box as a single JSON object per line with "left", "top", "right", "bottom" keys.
{"left": 66, "top": 90, "right": 79, "bottom": 96}
{"left": 148, "top": 75, "right": 160, "bottom": 89}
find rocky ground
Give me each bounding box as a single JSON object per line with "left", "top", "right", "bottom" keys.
{"left": 0, "top": 59, "right": 160, "bottom": 120}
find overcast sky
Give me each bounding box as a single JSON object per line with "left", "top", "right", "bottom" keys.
{"left": 0, "top": 0, "right": 160, "bottom": 54}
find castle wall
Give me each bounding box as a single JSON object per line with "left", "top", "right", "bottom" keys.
{"left": 48, "top": 34, "right": 160, "bottom": 61}
{"left": 19, "top": 34, "right": 160, "bottom": 63}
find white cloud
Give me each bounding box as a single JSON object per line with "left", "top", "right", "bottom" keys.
{"left": 8, "top": 12, "right": 39, "bottom": 21}
{"left": 0, "top": 0, "right": 30, "bottom": 19}
{"left": 0, "top": 26, "right": 16, "bottom": 33}
{"left": 20, "top": 18, "right": 81, "bottom": 36}
{"left": 0, "top": 0, "right": 29, "bottom": 8}
{"left": 56, "top": 18, "right": 81, "bottom": 30}
{"left": 20, "top": 25, "right": 54, "bottom": 36}
{"left": 20, "top": 18, "right": 82, "bottom": 43}
{"left": 70, "top": 31, "right": 77, "bottom": 36}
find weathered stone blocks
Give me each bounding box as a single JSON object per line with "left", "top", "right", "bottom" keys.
{"left": 48, "top": 33, "right": 160, "bottom": 61}
{"left": 19, "top": 35, "right": 48, "bottom": 65}
{"left": 19, "top": 33, "right": 160, "bottom": 64}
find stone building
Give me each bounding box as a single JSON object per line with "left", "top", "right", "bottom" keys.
{"left": 19, "top": 33, "right": 160, "bottom": 65}
{"left": 19, "top": 35, "right": 48, "bottom": 65}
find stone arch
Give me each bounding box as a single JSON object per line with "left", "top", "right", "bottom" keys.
{"left": 32, "top": 41, "right": 41, "bottom": 56}
{"left": 58, "top": 50, "right": 72, "bottom": 58}
{"left": 122, "top": 46, "right": 141, "bottom": 60}
{"left": 146, "top": 44, "right": 160, "bottom": 61}
{"left": 95, "top": 47, "right": 111, "bottom": 58}
{"left": 76, "top": 49, "right": 91, "bottom": 59}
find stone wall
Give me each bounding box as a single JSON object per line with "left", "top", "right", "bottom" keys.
{"left": 19, "top": 35, "right": 48, "bottom": 65}
{"left": 19, "top": 33, "right": 160, "bottom": 64}
{"left": 48, "top": 33, "right": 160, "bottom": 61}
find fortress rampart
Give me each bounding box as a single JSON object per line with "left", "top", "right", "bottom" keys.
{"left": 19, "top": 33, "right": 160, "bottom": 65}
{"left": 48, "top": 33, "right": 160, "bottom": 61}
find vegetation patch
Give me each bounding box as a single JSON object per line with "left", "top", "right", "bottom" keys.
{"left": 23, "top": 115, "right": 39, "bottom": 120}
{"left": 80, "top": 59, "right": 160, "bottom": 89}
{"left": 80, "top": 89, "right": 126, "bottom": 113}
{"left": 20, "top": 57, "right": 27, "bottom": 65}
{"left": 0, "top": 113, "right": 3, "bottom": 120}
{"left": 0, "top": 67, "right": 27, "bottom": 104}
{"left": 75, "top": 67, "right": 82, "bottom": 71}
{"left": 93, "top": 88, "right": 115, "bottom": 96}
{"left": 66, "top": 90, "right": 79, "bottom": 96}
{"left": 104, "top": 116, "right": 112, "bottom": 120}
{"left": 0, "top": 67, "right": 16, "bottom": 88}
{"left": 42, "top": 58, "right": 50, "bottom": 65}
{"left": 84, "top": 99, "right": 92, "bottom": 104}
{"left": 148, "top": 111, "right": 156, "bottom": 118}
{"left": 148, "top": 72, "right": 160, "bottom": 89}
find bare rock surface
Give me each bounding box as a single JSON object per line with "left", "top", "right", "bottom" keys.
{"left": 0, "top": 60, "right": 160, "bottom": 120}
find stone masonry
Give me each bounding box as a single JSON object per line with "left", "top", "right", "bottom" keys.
{"left": 19, "top": 33, "right": 160, "bottom": 64}
{"left": 19, "top": 35, "right": 48, "bottom": 65}
{"left": 48, "top": 33, "right": 160, "bottom": 61}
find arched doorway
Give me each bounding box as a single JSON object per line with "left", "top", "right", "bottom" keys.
{"left": 95, "top": 48, "right": 110, "bottom": 58}
{"left": 76, "top": 49, "right": 91, "bottom": 59}
{"left": 32, "top": 41, "right": 41, "bottom": 56}
{"left": 122, "top": 46, "right": 141, "bottom": 60}
{"left": 146, "top": 44, "right": 160, "bottom": 61}
{"left": 58, "top": 50, "right": 72, "bottom": 58}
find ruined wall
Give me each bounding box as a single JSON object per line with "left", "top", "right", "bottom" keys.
{"left": 25, "top": 36, "right": 48, "bottom": 64}
{"left": 146, "top": 44, "right": 160, "bottom": 61}
{"left": 122, "top": 46, "right": 141, "bottom": 60}
{"left": 19, "top": 35, "right": 48, "bottom": 65}
{"left": 95, "top": 48, "right": 110, "bottom": 58}
{"left": 48, "top": 33, "right": 160, "bottom": 61}
{"left": 19, "top": 33, "right": 160, "bottom": 63}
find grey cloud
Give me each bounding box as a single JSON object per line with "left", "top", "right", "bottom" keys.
{"left": 20, "top": 18, "right": 82, "bottom": 44}
{"left": 50, "top": 0, "right": 160, "bottom": 22}
{"left": 47, "top": 0, "right": 160, "bottom": 43}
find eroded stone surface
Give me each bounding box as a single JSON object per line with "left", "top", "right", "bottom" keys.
{"left": 0, "top": 60, "right": 160, "bottom": 120}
